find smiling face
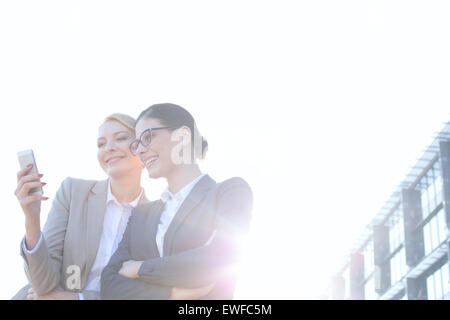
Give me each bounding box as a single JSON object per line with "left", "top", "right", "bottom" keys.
{"left": 134, "top": 117, "right": 187, "bottom": 179}
{"left": 97, "top": 120, "right": 143, "bottom": 179}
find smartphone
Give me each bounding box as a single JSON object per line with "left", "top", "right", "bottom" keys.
{"left": 17, "top": 149, "right": 43, "bottom": 195}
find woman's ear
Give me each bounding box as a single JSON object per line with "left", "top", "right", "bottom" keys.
{"left": 171, "top": 126, "right": 193, "bottom": 164}
{"left": 181, "top": 126, "right": 192, "bottom": 140}
{"left": 176, "top": 126, "right": 192, "bottom": 148}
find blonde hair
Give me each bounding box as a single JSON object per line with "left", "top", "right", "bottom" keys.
{"left": 102, "top": 113, "right": 136, "bottom": 132}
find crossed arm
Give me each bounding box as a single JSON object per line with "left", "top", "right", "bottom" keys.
{"left": 101, "top": 178, "right": 253, "bottom": 299}
{"left": 100, "top": 216, "right": 172, "bottom": 300}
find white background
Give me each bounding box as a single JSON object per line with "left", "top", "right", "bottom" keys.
{"left": 0, "top": 1, "right": 449, "bottom": 299}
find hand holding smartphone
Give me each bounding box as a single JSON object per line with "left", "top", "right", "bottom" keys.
{"left": 16, "top": 149, "right": 48, "bottom": 251}
{"left": 17, "top": 149, "right": 43, "bottom": 195}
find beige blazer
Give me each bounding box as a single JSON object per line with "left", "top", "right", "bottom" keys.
{"left": 12, "top": 177, "right": 148, "bottom": 300}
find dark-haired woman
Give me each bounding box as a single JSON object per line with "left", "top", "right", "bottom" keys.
{"left": 101, "top": 103, "right": 253, "bottom": 300}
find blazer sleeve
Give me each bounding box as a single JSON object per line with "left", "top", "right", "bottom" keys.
{"left": 19, "top": 177, "right": 72, "bottom": 295}
{"left": 137, "top": 177, "right": 253, "bottom": 288}
{"left": 100, "top": 214, "right": 172, "bottom": 300}
{"left": 80, "top": 290, "right": 100, "bottom": 300}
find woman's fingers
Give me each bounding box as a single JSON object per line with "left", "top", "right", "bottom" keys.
{"left": 20, "top": 193, "right": 49, "bottom": 206}
{"left": 188, "top": 283, "right": 215, "bottom": 299}
{"left": 197, "top": 283, "right": 215, "bottom": 296}
{"left": 15, "top": 174, "right": 47, "bottom": 218}
{"left": 26, "top": 292, "right": 37, "bottom": 300}
{"left": 16, "top": 164, "right": 33, "bottom": 182}
{"left": 17, "top": 181, "right": 45, "bottom": 199}
{"left": 173, "top": 283, "right": 216, "bottom": 299}
{"left": 15, "top": 173, "right": 43, "bottom": 197}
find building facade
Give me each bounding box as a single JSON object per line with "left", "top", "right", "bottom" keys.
{"left": 332, "top": 122, "right": 450, "bottom": 300}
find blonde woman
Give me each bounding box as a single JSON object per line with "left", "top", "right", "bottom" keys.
{"left": 12, "top": 113, "right": 147, "bottom": 300}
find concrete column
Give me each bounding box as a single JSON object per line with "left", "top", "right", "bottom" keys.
{"left": 439, "top": 140, "right": 450, "bottom": 295}
{"left": 406, "top": 277, "right": 427, "bottom": 300}
{"left": 439, "top": 140, "right": 450, "bottom": 228}
{"left": 331, "top": 275, "right": 345, "bottom": 300}
{"left": 373, "top": 225, "right": 390, "bottom": 294}
{"left": 350, "top": 253, "right": 365, "bottom": 299}
{"left": 402, "top": 189, "right": 425, "bottom": 267}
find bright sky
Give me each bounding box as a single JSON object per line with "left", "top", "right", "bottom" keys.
{"left": 0, "top": 1, "right": 449, "bottom": 299}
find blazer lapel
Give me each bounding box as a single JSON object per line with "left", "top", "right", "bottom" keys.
{"left": 162, "top": 175, "right": 216, "bottom": 256}
{"left": 145, "top": 200, "right": 166, "bottom": 258}
{"left": 84, "top": 179, "right": 108, "bottom": 283}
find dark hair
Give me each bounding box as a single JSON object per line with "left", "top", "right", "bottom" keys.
{"left": 136, "top": 103, "right": 208, "bottom": 160}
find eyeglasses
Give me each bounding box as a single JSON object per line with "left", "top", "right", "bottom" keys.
{"left": 129, "top": 127, "right": 174, "bottom": 156}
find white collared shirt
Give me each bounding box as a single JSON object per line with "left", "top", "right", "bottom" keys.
{"left": 83, "top": 181, "right": 143, "bottom": 294}
{"left": 156, "top": 174, "right": 206, "bottom": 257}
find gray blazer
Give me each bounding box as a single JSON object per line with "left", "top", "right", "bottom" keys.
{"left": 100, "top": 174, "right": 253, "bottom": 300}
{"left": 12, "top": 177, "right": 148, "bottom": 300}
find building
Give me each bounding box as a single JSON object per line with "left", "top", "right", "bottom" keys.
{"left": 331, "top": 121, "right": 450, "bottom": 300}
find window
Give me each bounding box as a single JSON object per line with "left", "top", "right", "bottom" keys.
{"left": 427, "top": 274, "right": 436, "bottom": 300}
{"left": 428, "top": 169, "right": 437, "bottom": 208}
{"left": 342, "top": 266, "right": 351, "bottom": 300}
{"left": 424, "top": 222, "right": 432, "bottom": 256}
{"left": 421, "top": 183, "right": 430, "bottom": 217}
{"left": 364, "top": 275, "right": 378, "bottom": 300}
{"left": 388, "top": 206, "right": 404, "bottom": 253}
{"left": 442, "top": 263, "right": 449, "bottom": 297}
{"left": 435, "top": 174, "right": 443, "bottom": 204}
{"left": 363, "top": 240, "right": 375, "bottom": 281}
{"left": 400, "top": 248, "right": 406, "bottom": 273}
{"left": 390, "top": 247, "right": 406, "bottom": 285}
{"left": 419, "top": 161, "right": 443, "bottom": 222}
{"left": 426, "top": 262, "right": 450, "bottom": 300}
{"left": 437, "top": 208, "right": 447, "bottom": 244}
{"left": 430, "top": 215, "right": 439, "bottom": 250}
{"left": 423, "top": 210, "right": 447, "bottom": 256}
